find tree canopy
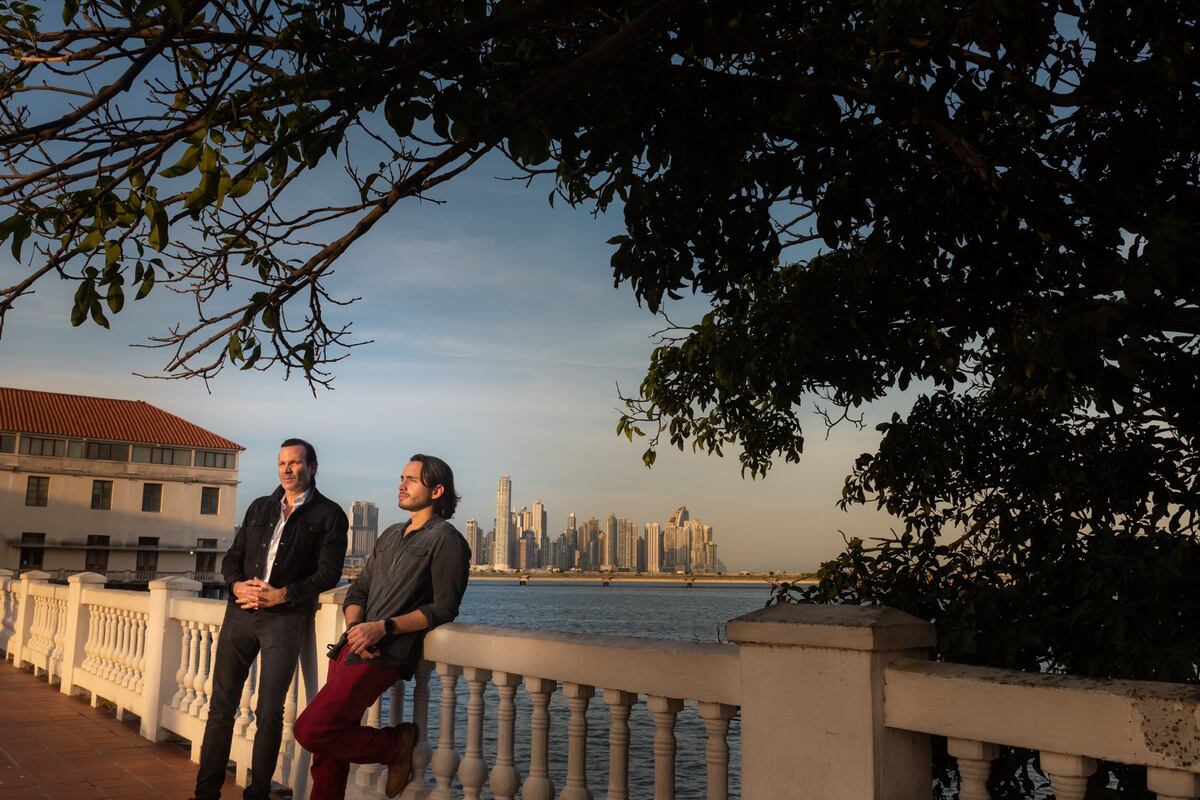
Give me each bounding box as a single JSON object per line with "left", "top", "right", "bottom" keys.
{"left": 2, "top": 1, "right": 1198, "bottom": 794}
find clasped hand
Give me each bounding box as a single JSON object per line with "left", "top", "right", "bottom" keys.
{"left": 345, "top": 619, "right": 387, "bottom": 660}
{"left": 233, "top": 578, "right": 287, "bottom": 610}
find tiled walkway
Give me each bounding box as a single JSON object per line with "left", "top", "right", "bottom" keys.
{"left": 0, "top": 658, "right": 283, "bottom": 799}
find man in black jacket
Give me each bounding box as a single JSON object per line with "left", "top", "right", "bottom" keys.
{"left": 193, "top": 438, "right": 348, "bottom": 800}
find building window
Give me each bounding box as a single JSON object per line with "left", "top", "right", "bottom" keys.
{"left": 19, "top": 436, "right": 65, "bottom": 457}
{"left": 131, "top": 445, "right": 191, "bottom": 465}
{"left": 25, "top": 476, "right": 49, "bottom": 507}
{"left": 0, "top": 433, "right": 14, "bottom": 453}
{"left": 83, "top": 441, "right": 130, "bottom": 462}
{"left": 136, "top": 537, "right": 159, "bottom": 573}
{"left": 85, "top": 535, "right": 110, "bottom": 573}
{"left": 91, "top": 480, "right": 113, "bottom": 510}
{"left": 19, "top": 532, "right": 45, "bottom": 570}
{"left": 195, "top": 450, "right": 234, "bottom": 469}
{"left": 200, "top": 486, "right": 220, "bottom": 515}
{"left": 142, "top": 483, "right": 163, "bottom": 513}
{"left": 195, "top": 538, "right": 218, "bottom": 574}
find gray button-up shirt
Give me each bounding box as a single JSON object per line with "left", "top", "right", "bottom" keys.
{"left": 342, "top": 515, "right": 470, "bottom": 668}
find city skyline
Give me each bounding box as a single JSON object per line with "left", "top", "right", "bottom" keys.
{"left": 0, "top": 152, "right": 904, "bottom": 574}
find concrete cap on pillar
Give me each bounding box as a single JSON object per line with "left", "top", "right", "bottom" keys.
{"left": 18, "top": 570, "right": 51, "bottom": 582}
{"left": 67, "top": 572, "right": 108, "bottom": 585}
{"left": 726, "top": 603, "right": 936, "bottom": 651}
{"left": 148, "top": 576, "right": 202, "bottom": 592}
{"left": 318, "top": 584, "right": 351, "bottom": 604}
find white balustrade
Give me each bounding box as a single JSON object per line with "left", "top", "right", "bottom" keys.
{"left": 411, "top": 661, "right": 434, "bottom": 791}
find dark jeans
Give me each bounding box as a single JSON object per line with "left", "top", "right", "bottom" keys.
{"left": 194, "top": 604, "right": 310, "bottom": 800}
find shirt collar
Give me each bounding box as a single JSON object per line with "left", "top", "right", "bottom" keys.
{"left": 281, "top": 486, "right": 314, "bottom": 511}
{"left": 401, "top": 513, "right": 443, "bottom": 537}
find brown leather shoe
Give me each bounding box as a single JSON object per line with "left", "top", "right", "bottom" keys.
{"left": 385, "top": 722, "right": 419, "bottom": 798}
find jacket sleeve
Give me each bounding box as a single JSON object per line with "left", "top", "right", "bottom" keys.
{"left": 284, "top": 501, "right": 348, "bottom": 608}
{"left": 417, "top": 532, "right": 471, "bottom": 630}
{"left": 222, "top": 501, "right": 258, "bottom": 594}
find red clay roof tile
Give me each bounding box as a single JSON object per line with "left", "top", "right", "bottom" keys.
{"left": 0, "top": 387, "right": 243, "bottom": 450}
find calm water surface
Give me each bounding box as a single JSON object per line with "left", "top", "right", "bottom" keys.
{"left": 394, "top": 581, "right": 773, "bottom": 799}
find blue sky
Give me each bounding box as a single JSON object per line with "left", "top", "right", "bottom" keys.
{"left": 0, "top": 152, "right": 902, "bottom": 572}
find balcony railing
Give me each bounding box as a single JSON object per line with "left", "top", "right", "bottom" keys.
{"left": 0, "top": 568, "right": 1197, "bottom": 800}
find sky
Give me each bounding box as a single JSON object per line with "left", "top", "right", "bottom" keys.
{"left": 0, "top": 152, "right": 906, "bottom": 573}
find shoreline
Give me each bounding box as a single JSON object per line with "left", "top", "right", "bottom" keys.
{"left": 467, "top": 572, "right": 817, "bottom": 587}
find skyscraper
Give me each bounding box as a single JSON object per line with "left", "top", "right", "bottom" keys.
{"left": 493, "top": 474, "right": 512, "bottom": 570}
{"left": 465, "top": 518, "right": 481, "bottom": 565}
{"left": 532, "top": 499, "right": 546, "bottom": 550}
{"left": 348, "top": 500, "right": 379, "bottom": 559}
{"left": 645, "top": 522, "right": 662, "bottom": 573}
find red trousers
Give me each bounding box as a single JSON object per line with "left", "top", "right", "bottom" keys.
{"left": 294, "top": 648, "right": 409, "bottom": 800}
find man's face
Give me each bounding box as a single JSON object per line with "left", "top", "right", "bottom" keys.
{"left": 278, "top": 445, "right": 314, "bottom": 494}
{"left": 397, "top": 460, "right": 442, "bottom": 512}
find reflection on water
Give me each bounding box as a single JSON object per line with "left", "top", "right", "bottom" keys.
{"left": 385, "top": 581, "right": 773, "bottom": 799}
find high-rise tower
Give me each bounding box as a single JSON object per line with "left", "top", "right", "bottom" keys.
{"left": 493, "top": 474, "right": 512, "bottom": 570}
{"left": 348, "top": 500, "right": 379, "bottom": 559}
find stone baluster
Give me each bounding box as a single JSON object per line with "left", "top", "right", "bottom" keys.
{"left": 698, "top": 702, "right": 737, "bottom": 800}
{"left": 118, "top": 610, "right": 135, "bottom": 686}
{"left": 1039, "top": 752, "right": 1096, "bottom": 800}
{"left": 132, "top": 612, "right": 147, "bottom": 692}
{"left": 281, "top": 668, "right": 299, "bottom": 757}
{"left": 181, "top": 621, "right": 199, "bottom": 711}
{"left": 81, "top": 606, "right": 98, "bottom": 673}
{"left": 457, "top": 667, "right": 491, "bottom": 800}
{"left": 189, "top": 624, "right": 212, "bottom": 715}
{"left": 949, "top": 738, "right": 999, "bottom": 800}
{"left": 50, "top": 598, "right": 65, "bottom": 674}
{"left": 172, "top": 622, "right": 192, "bottom": 708}
{"left": 648, "top": 696, "right": 683, "bottom": 800}
{"left": 234, "top": 657, "right": 255, "bottom": 735}
{"left": 1147, "top": 766, "right": 1200, "bottom": 800}
{"left": 522, "top": 677, "right": 558, "bottom": 800}
{"left": 246, "top": 657, "right": 262, "bottom": 739}
{"left": 200, "top": 623, "right": 218, "bottom": 720}
{"left": 100, "top": 607, "right": 118, "bottom": 680}
{"left": 560, "top": 682, "right": 595, "bottom": 800}
{"left": 604, "top": 689, "right": 638, "bottom": 800}
{"left": 411, "top": 661, "right": 434, "bottom": 791}
{"left": 107, "top": 608, "right": 124, "bottom": 683}
{"left": 431, "top": 663, "right": 462, "bottom": 800}
{"left": 489, "top": 671, "right": 523, "bottom": 800}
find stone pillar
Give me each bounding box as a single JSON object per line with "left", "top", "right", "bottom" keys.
{"left": 313, "top": 585, "right": 349, "bottom": 687}
{"left": 60, "top": 571, "right": 107, "bottom": 696}
{"left": 141, "top": 576, "right": 201, "bottom": 741}
{"left": 726, "top": 604, "right": 935, "bottom": 800}
{"left": 11, "top": 570, "right": 50, "bottom": 668}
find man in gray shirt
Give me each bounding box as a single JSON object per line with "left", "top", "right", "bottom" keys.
{"left": 294, "top": 453, "right": 470, "bottom": 800}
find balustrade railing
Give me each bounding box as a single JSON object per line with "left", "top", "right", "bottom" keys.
{"left": 0, "top": 570, "right": 1196, "bottom": 800}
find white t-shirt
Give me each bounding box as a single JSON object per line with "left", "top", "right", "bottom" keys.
{"left": 262, "top": 488, "right": 313, "bottom": 582}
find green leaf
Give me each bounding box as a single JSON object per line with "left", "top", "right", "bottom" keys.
{"left": 184, "top": 145, "right": 220, "bottom": 211}
{"left": 146, "top": 199, "right": 169, "bottom": 251}
{"left": 159, "top": 144, "right": 202, "bottom": 178}
{"left": 106, "top": 280, "right": 124, "bottom": 314}
{"left": 104, "top": 240, "right": 121, "bottom": 266}
{"left": 89, "top": 300, "right": 110, "bottom": 329}
{"left": 61, "top": 0, "right": 79, "bottom": 24}
{"left": 240, "top": 340, "right": 261, "bottom": 370}
{"left": 227, "top": 333, "right": 244, "bottom": 363}
{"left": 359, "top": 172, "right": 380, "bottom": 203}
{"left": 163, "top": 0, "right": 183, "bottom": 25}
{"left": 136, "top": 267, "right": 155, "bottom": 300}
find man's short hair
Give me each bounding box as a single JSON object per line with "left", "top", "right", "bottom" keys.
{"left": 410, "top": 453, "right": 460, "bottom": 519}
{"left": 280, "top": 438, "right": 318, "bottom": 468}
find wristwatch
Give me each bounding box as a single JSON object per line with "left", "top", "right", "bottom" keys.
{"left": 381, "top": 617, "right": 396, "bottom": 635}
